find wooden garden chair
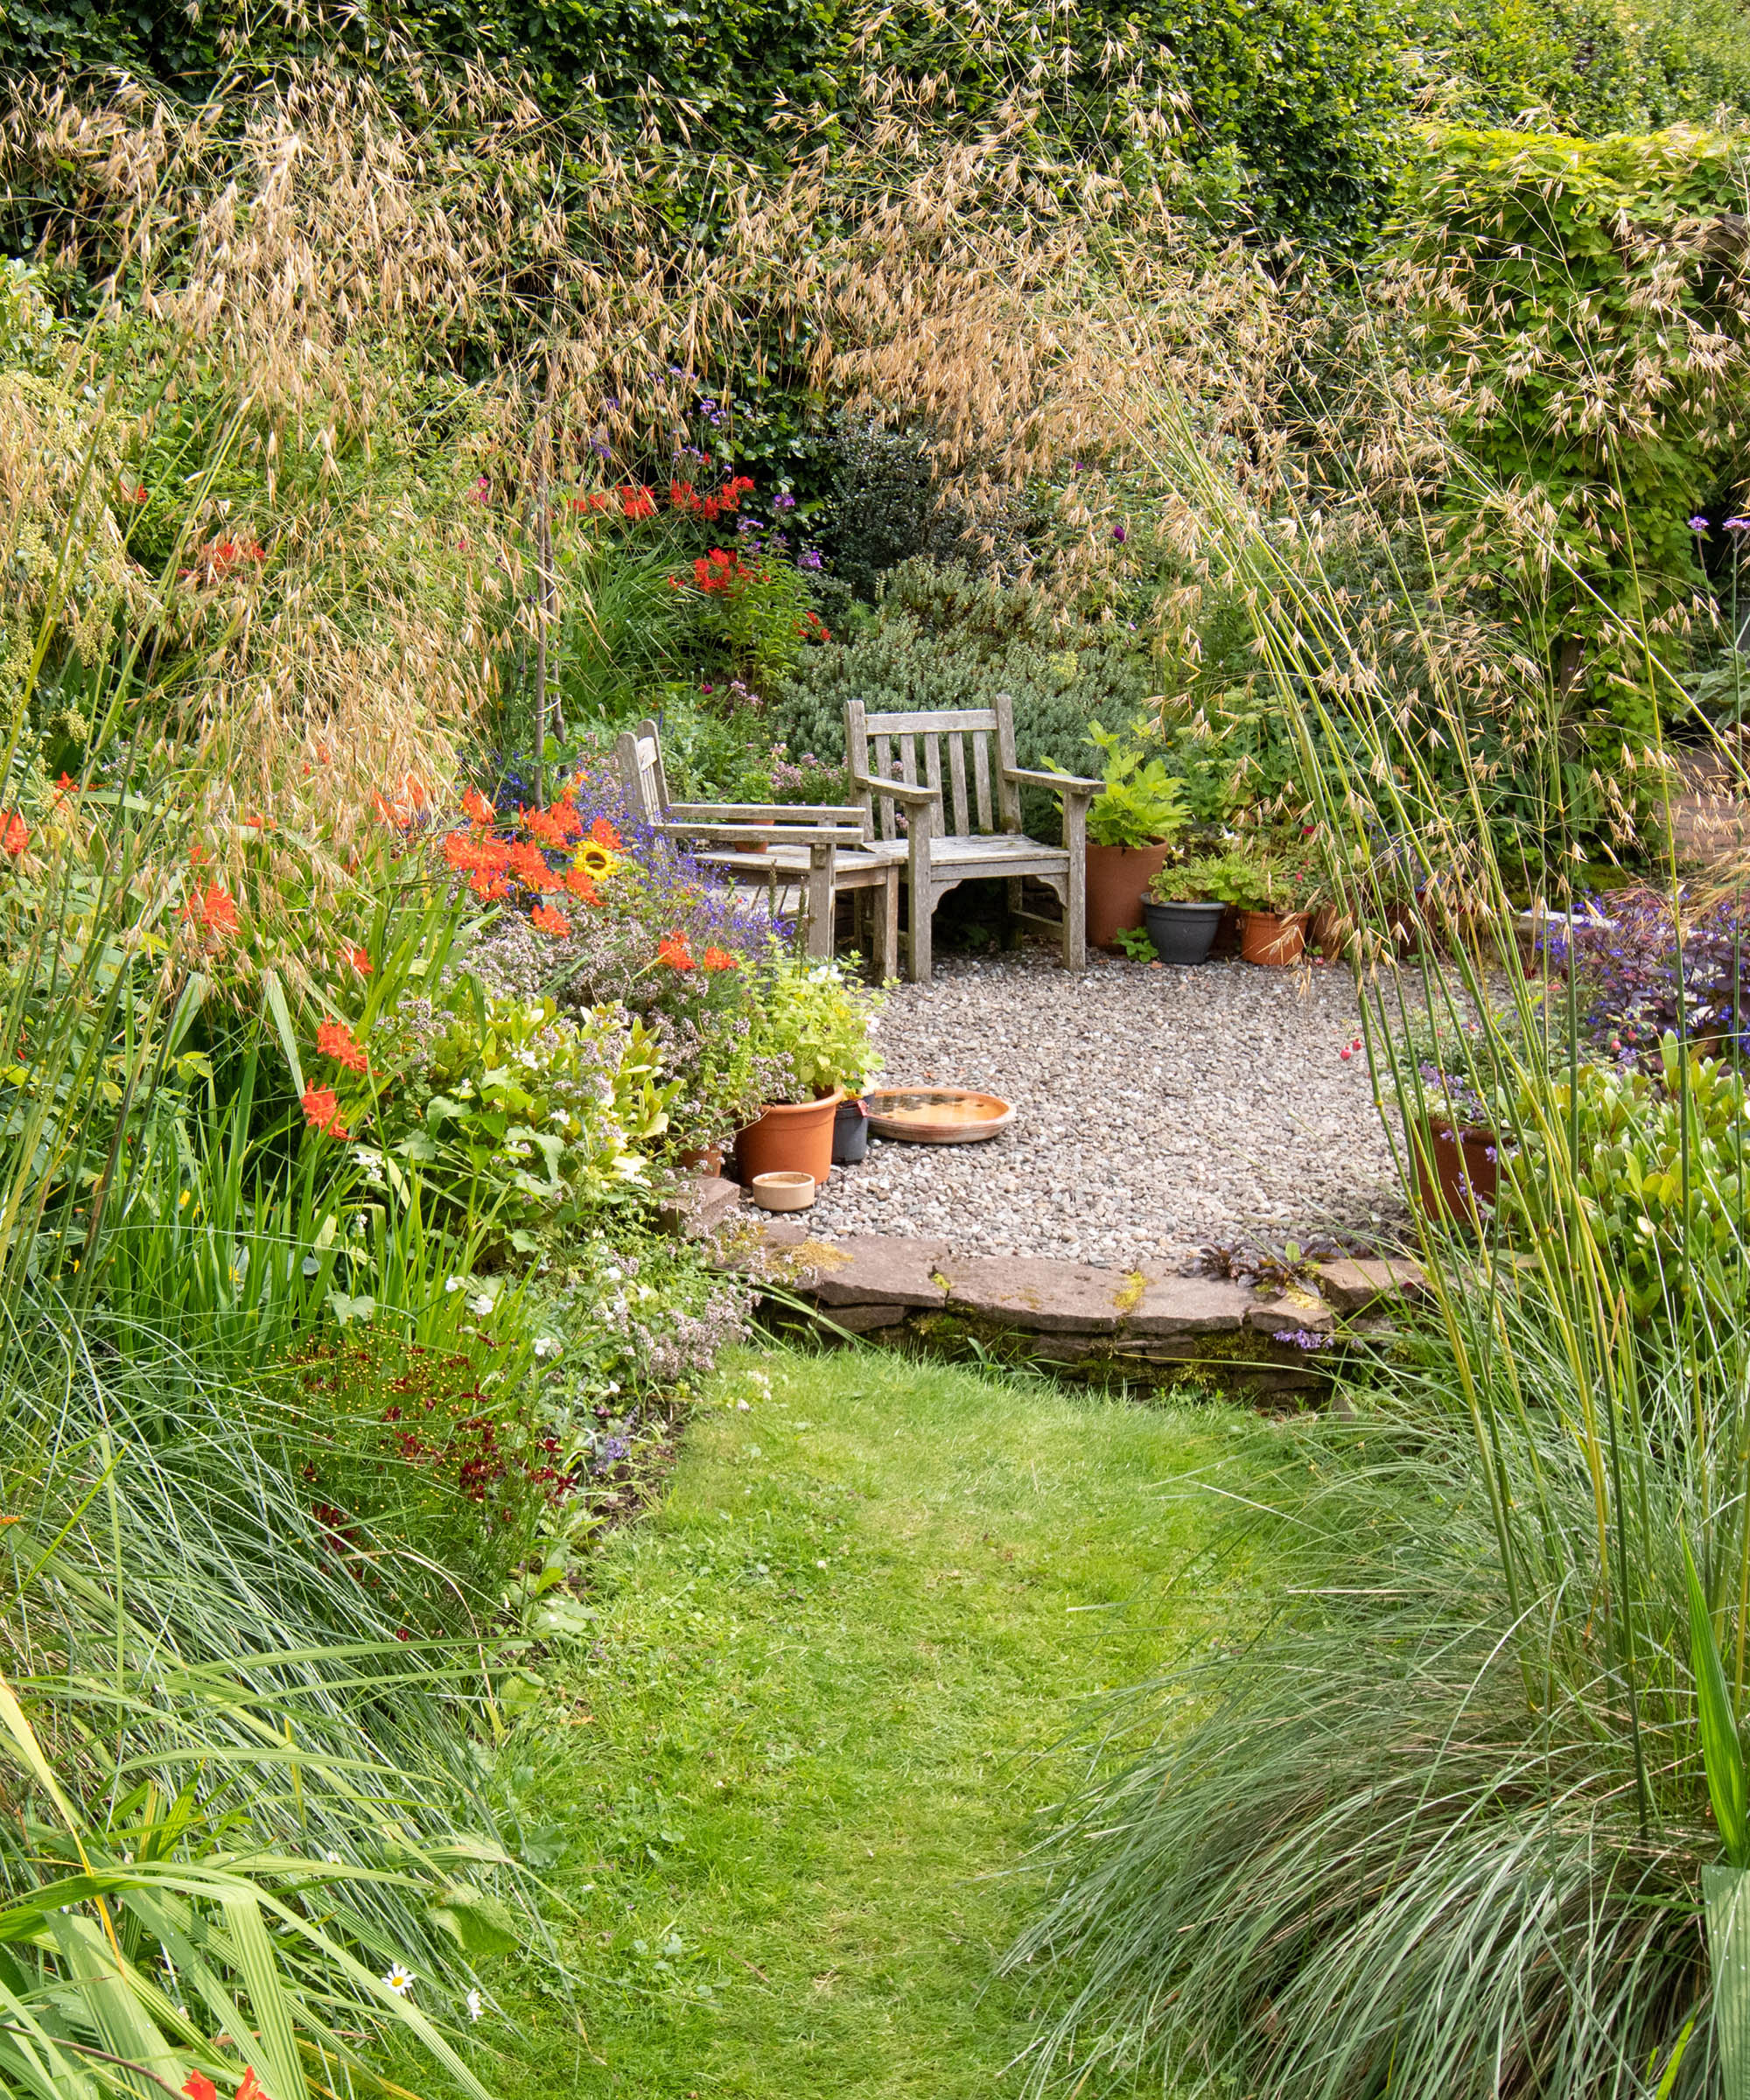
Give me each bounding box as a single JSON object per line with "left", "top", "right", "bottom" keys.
{"left": 616, "top": 718, "right": 902, "bottom": 976}
{"left": 845, "top": 693, "right": 1099, "bottom": 982}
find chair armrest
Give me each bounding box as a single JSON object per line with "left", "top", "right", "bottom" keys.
{"left": 1004, "top": 766, "right": 1100, "bottom": 794}
{"left": 850, "top": 772, "right": 938, "bottom": 808}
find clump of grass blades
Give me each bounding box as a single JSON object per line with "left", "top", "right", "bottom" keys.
{"left": 1002, "top": 313, "right": 1750, "bottom": 2098}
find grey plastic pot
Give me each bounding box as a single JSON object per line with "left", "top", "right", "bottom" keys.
{"left": 1143, "top": 900, "right": 1225, "bottom": 967}
{"left": 832, "top": 1096, "right": 871, "bottom": 1165}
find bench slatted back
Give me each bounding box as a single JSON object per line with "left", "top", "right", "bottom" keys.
{"left": 616, "top": 719, "right": 671, "bottom": 825}
{"left": 846, "top": 698, "right": 1020, "bottom": 841}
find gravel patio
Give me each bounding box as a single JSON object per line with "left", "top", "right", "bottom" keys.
{"left": 807, "top": 951, "right": 1405, "bottom": 1268}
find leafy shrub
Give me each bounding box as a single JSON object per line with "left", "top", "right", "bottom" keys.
{"left": 1074, "top": 721, "right": 1190, "bottom": 848}
{"left": 380, "top": 992, "right": 674, "bottom": 1250}
{"left": 770, "top": 560, "right": 1155, "bottom": 827}
{"left": 1404, "top": 125, "right": 1750, "bottom": 739}
{"left": 1500, "top": 1036, "right": 1750, "bottom": 1320}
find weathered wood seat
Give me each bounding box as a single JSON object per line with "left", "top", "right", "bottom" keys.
{"left": 845, "top": 694, "right": 1098, "bottom": 982}
{"left": 616, "top": 718, "right": 901, "bottom": 976}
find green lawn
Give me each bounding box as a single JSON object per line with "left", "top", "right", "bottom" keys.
{"left": 492, "top": 1345, "right": 1270, "bottom": 2099}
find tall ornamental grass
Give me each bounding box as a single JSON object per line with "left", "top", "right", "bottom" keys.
{"left": 1004, "top": 342, "right": 1750, "bottom": 2096}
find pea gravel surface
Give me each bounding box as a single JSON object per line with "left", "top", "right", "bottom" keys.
{"left": 807, "top": 950, "right": 1404, "bottom": 1268}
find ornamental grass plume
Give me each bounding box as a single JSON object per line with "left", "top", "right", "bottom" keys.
{"left": 999, "top": 298, "right": 1750, "bottom": 2100}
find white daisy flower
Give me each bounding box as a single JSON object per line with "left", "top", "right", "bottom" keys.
{"left": 466, "top": 1988, "right": 485, "bottom": 2022}
{"left": 383, "top": 1963, "right": 415, "bottom": 1996}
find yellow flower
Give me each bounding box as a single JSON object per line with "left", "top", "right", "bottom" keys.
{"left": 575, "top": 843, "right": 618, "bottom": 878}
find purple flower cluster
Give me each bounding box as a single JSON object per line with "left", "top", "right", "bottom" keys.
{"left": 1553, "top": 886, "right": 1750, "bottom": 1063}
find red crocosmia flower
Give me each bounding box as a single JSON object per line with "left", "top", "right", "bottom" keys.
{"left": 620, "top": 486, "right": 655, "bottom": 519}
{"left": 656, "top": 931, "right": 695, "bottom": 971}
{"left": 0, "top": 814, "right": 28, "bottom": 857}
{"left": 521, "top": 804, "right": 575, "bottom": 847}
{"left": 669, "top": 480, "right": 695, "bottom": 510}
{"left": 189, "top": 842, "right": 209, "bottom": 866}
{"left": 301, "top": 1086, "right": 348, "bottom": 1138}
{"left": 469, "top": 870, "right": 509, "bottom": 900}
{"left": 54, "top": 773, "right": 77, "bottom": 793}
{"left": 507, "top": 840, "right": 561, "bottom": 892}
{"left": 588, "top": 816, "right": 621, "bottom": 850}
{"left": 442, "top": 830, "right": 477, "bottom": 872}
{"left": 183, "top": 883, "right": 239, "bottom": 937}
{"left": 530, "top": 902, "right": 571, "bottom": 938}
{"left": 181, "top": 2075, "right": 219, "bottom": 2100}
{"left": 701, "top": 945, "right": 738, "bottom": 972}
{"left": 563, "top": 867, "right": 601, "bottom": 905}
{"left": 462, "top": 787, "right": 495, "bottom": 826}
{"left": 340, "top": 943, "right": 373, "bottom": 975}
{"left": 236, "top": 2073, "right": 265, "bottom": 2100}
{"left": 317, "top": 1020, "right": 370, "bottom": 1074}
{"left": 665, "top": 574, "right": 680, "bottom": 589}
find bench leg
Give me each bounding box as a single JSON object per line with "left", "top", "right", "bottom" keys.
{"left": 1062, "top": 813, "right": 1088, "bottom": 971}
{"left": 878, "top": 866, "right": 900, "bottom": 982}
{"left": 804, "top": 843, "right": 835, "bottom": 961}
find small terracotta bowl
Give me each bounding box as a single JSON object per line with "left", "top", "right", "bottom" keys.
{"left": 751, "top": 1170, "right": 817, "bottom": 1212}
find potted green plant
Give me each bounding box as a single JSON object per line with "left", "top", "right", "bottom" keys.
{"left": 1208, "top": 836, "right": 1318, "bottom": 964}
{"left": 1144, "top": 850, "right": 1254, "bottom": 965}
{"left": 735, "top": 943, "right": 884, "bottom": 1186}
{"left": 1060, "top": 723, "right": 1189, "bottom": 950}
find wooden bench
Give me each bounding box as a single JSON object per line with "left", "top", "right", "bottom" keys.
{"left": 616, "top": 718, "right": 902, "bottom": 976}
{"left": 845, "top": 693, "right": 1098, "bottom": 982}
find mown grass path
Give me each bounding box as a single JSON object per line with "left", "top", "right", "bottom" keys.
{"left": 499, "top": 1347, "right": 1264, "bottom": 2099}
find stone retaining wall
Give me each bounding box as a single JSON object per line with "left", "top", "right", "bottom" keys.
{"left": 716, "top": 1218, "right": 1425, "bottom": 1396}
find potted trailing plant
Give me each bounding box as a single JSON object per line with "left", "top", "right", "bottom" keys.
{"left": 1061, "top": 723, "right": 1189, "bottom": 950}
{"left": 735, "top": 942, "right": 884, "bottom": 1185}
{"left": 1143, "top": 850, "right": 1256, "bottom": 966}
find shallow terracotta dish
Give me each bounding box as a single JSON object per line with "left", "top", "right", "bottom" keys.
{"left": 863, "top": 1086, "right": 1015, "bottom": 1144}
{"left": 751, "top": 1170, "right": 817, "bottom": 1212}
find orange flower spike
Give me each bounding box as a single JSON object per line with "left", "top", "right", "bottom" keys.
{"left": 701, "top": 945, "right": 738, "bottom": 972}
{"left": 183, "top": 883, "right": 239, "bottom": 937}
{"left": 0, "top": 814, "right": 28, "bottom": 857}
{"left": 441, "top": 830, "right": 479, "bottom": 872}
{"left": 316, "top": 1020, "right": 370, "bottom": 1074}
{"left": 530, "top": 902, "right": 571, "bottom": 938}
{"left": 301, "top": 1086, "right": 348, "bottom": 1138}
{"left": 469, "top": 870, "right": 510, "bottom": 900}
{"left": 563, "top": 867, "right": 600, "bottom": 905}
{"left": 656, "top": 931, "right": 695, "bottom": 971}
{"left": 340, "top": 943, "right": 373, "bottom": 975}
{"left": 181, "top": 2076, "right": 219, "bottom": 2100}
{"left": 588, "top": 817, "right": 621, "bottom": 850}
{"left": 236, "top": 2072, "right": 265, "bottom": 2100}
{"left": 461, "top": 787, "right": 495, "bottom": 827}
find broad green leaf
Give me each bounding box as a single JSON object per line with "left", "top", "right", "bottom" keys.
{"left": 1685, "top": 1536, "right": 1749, "bottom": 1866}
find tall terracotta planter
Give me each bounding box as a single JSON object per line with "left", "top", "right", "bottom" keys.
{"left": 1239, "top": 910, "right": 1309, "bottom": 965}
{"left": 735, "top": 1090, "right": 843, "bottom": 1186}
{"left": 1085, "top": 843, "right": 1175, "bottom": 949}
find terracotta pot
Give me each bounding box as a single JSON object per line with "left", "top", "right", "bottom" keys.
{"left": 1210, "top": 903, "right": 1242, "bottom": 957}
{"left": 1309, "top": 905, "right": 1346, "bottom": 959}
{"left": 1238, "top": 910, "right": 1309, "bottom": 965}
{"left": 734, "top": 1089, "right": 843, "bottom": 1186}
{"left": 1413, "top": 1116, "right": 1498, "bottom": 1225}
{"left": 1085, "top": 842, "right": 1175, "bottom": 949}
{"left": 677, "top": 1144, "right": 723, "bottom": 1175}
